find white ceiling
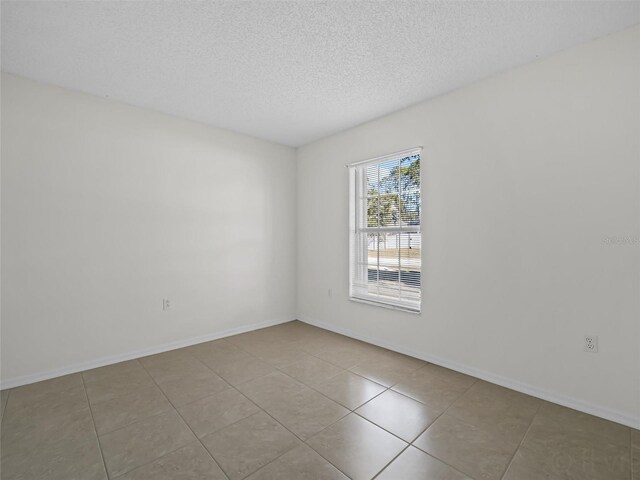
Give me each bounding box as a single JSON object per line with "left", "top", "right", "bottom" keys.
{"left": 2, "top": 1, "right": 639, "bottom": 147}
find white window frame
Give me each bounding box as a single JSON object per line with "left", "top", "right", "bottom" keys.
{"left": 348, "top": 147, "right": 422, "bottom": 313}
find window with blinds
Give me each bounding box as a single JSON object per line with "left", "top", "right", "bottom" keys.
{"left": 348, "top": 148, "right": 421, "bottom": 312}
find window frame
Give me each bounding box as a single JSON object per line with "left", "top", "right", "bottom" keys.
{"left": 348, "top": 147, "right": 422, "bottom": 313}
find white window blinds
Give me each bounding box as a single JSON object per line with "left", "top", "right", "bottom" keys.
{"left": 348, "top": 148, "right": 422, "bottom": 312}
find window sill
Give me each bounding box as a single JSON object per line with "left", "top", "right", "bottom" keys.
{"left": 349, "top": 296, "right": 421, "bottom": 314}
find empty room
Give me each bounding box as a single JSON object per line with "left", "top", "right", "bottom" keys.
{"left": 1, "top": 1, "right": 639, "bottom": 479}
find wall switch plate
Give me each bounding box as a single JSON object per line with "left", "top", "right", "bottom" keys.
{"left": 163, "top": 299, "right": 170, "bottom": 311}
{"left": 584, "top": 335, "right": 598, "bottom": 353}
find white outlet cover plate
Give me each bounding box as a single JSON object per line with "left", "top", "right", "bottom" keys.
{"left": 584, "top": 335, "right": 598, "bottom": 353}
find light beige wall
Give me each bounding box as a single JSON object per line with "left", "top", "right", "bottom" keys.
{"left": 1, "top": 73, "right": 296, "bottom": 385}
{"left": 296, "top": 26, "right": 640, "bottom": 427}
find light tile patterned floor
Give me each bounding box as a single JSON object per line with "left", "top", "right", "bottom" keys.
{"left": 0, "top": 320, "right": 637, "bottom": 479}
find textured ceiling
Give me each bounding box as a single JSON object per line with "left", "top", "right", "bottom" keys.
{"left": 2, "top": 1, "right": 639, "bottom": 146}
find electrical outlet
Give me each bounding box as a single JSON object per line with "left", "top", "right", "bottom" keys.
{"left": 163, "top": 299, "right": 170, "bottom": 311}
{"left": 584, "top": 335, "right": 598, "bottom": 353}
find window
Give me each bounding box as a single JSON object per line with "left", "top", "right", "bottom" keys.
{"left": 348, "top": 148, "right": 422, "bottom": 312}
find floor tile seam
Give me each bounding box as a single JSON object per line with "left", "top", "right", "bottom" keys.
{"left": 346, "top": 358, "right": 427, "bottom": 382}
{"left": 217, "top": 385, "right": 311, "bottom": 479}
{"left": 294, "top": 341, "right": 370, "bottom": 371}
{"left": 383, "top": 374, "right": 478, "bottom": 418}
{"left": 370, "top": 444, "right": 412, "bottom": 480}
{"left": 227, "top": 370, "right": 354, "bottom": 447}
{"left": 234, "top": 338, "right": 409, "bottom": 414}
{"left": 186, "top": 353, "right": 242, "bottom": 387}
{"left": 87, "top": 384, "right": 154, "bottom": 407}
{"left": 84, "top": 381, "right": 171, "bottom": 411}
{"left": 498, "top": 399, "right": 544, "bottom": 480}
{"left": 222, "top": 337, "right": 290, "bottom": 362}
{"left": 233, "top": 439, "right": 309, "bottom": 480}
{"left": 359, "top": 384, "right": 440, "bottom": 411}
{"left": 297, "top": 408, "right": 413, "bottom": 476}
{"left": 197, "top": 409, "right": 266, "bottom": 447}
{"left": 301, "top": 412, "right": 413, "bottom": 480}
{"left": 269, "top": 347, "right": 392, "bottom": 391}
{"left": 410, "top": 440, "right": 480, "bottom": 480}
{"left": 352, "top": 361, "right": 473, "bottom": 396}
{"left": 181, "top": 375, "right": 333, "bottom": 478}
{"left": 91, "top": 402, "right": 185, "bottom": 439}
{"left": 304, "top": 380, "right": 389, "bottom": 412}
{"left": 150, "top": 371, "right": 233, "bottom": 397}
{"left": 144, "top": 362, "right": 228, "bottom": 382}
{"left": 227, "top": 380, "right": 338, "bottom": 444}
{"left": 316, "top": 340, "right": 484, "bottom": 396}
{"left": 79, "top": 371, "right": 110, "bottom": 480}
{"left": 443, "top": 390, "right": 546, "bottom": 438}
{"left": 632, "top": 439, "right": 637, "bottom": 480}
{"left": 0, "top": 390, "right": 12, "bottom": 428}
{"left": 299, "top": 437, "right": 356, "bottom": 480}
{"left": 429, "top": 374, "right": 477, "bottom": 415}
{"left": 386, "top": 447, "right": 475, "bottom": 480}
{"left": 408, "top": 390, "right": 508, "bottom": 479}
{"left": 274, "top": 366, "right": 346, "bottom": 390}
{"left": 271, "top": 344, "right": 347, "bottom": 371}
{"left": 186, "top": 393, "right": 268, "bottom": 440}
{"left": 136, "top": 359, "right": 231, "bottom": 480}
{"left": 82, "top": 368, "right": 159, "bottom": 408}
{"left": 219, "top": 345, "right": 366, "bottom": 412}
{"left": 109, "top": 440, "right": 210, "bottom": 480}
{"left": 406, "top": 377, "right": 481, "bottom": 469}
{"left": 350, "top": 409, "right": 417, "bottom": 445}
{"left": 167, "top": 383, "right": 240, "bottom": 411}
{"left": 189, "top": 339, "right": 285, "bottom": 383}
{"left": 630, "top": 428, "right": 635, "bottom": 480}
{"left": 92, "top": 398, "right": 176, "bottom": 437}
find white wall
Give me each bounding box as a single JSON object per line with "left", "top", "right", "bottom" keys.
{"left": 297, "top": 26, "right": 640, "bottom": 427}
{"left": 1, "top": 73, "right": 296, "bottom": 386}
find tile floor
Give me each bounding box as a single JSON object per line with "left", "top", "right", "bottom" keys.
{"left": 0, "top": 320, "right": 637, "bottom": 479}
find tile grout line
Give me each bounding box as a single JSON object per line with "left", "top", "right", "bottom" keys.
{"left": 158, "top": 345, "right": 313, "bottom": 480}
{"left": 225, "top": 413, "right": 308, "bottom": 480}
{"left": 399, "top": 376, "right": 481, "bottom": 477}
{"left": 235, "top": 337, "right": 424, "bottom": 478}
{"left": 226, "top": 382, "right": 351, "bottom": 479}
{"left": 370, "top": 443, "right": 411, "bottom": 480}
{"left": 228, "top": 376, "right": 360, "bottom": 478}
{"left": 110, "top": 442, "right": 210, "bottom": 480}
{"left": 499, "top": 399, "right": 544, "bottom": 480}
{"left": 80, "top": 372, "right": 110, "bottom": 480}
{"left": 215, "top": 328, "right": 455, "bottom": 478}
{"left": 202, "top": 334, "right": 362, "bottom": 478}
{"left": 0, "top": 389, "right": 12, "bottom": 427}
{"left": 136, "top": 359, "right": 232, "bottom": 480}
{"left": 628, "top": 426, "right": 633, "bottom": 480}
{"left": 255, "top": 333, "right": 430, "bottom": 412}
{"left": 289, "top": 321, "right": 577, "bottom": 477}
{"left": 82, "top": 360, "right": 181, "bottom": 436}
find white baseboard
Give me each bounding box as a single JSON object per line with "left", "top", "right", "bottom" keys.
{"left": 299, "top": 316, "right": 640, "bottom": 429}
{"left": 0, "top": 317, "right": 295, "bottom": 390}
